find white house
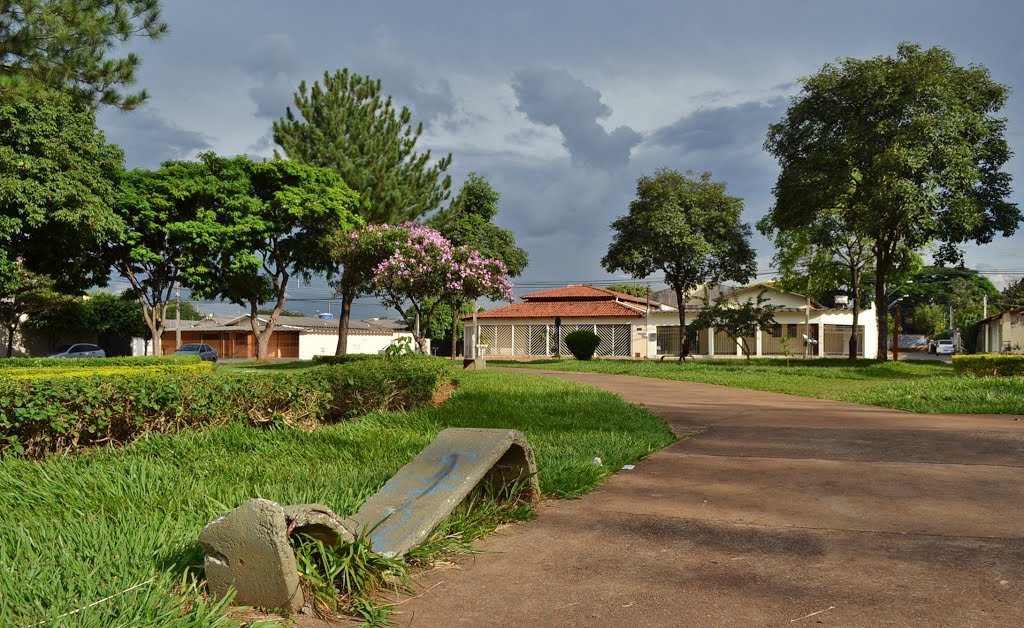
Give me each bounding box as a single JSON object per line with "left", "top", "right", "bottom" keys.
{"left": 976, "top": 307, "right": 1024, "bottom": 354}
{"left": 464, "top": 284, "right": 879, "bottom": 359}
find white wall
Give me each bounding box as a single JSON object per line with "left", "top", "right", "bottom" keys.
{"left": 299, "top": 331, "right": 418, "bottom": 360}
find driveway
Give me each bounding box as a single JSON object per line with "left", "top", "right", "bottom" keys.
{"left": 392, "top": 370, "right": 1024, "bottom": 627}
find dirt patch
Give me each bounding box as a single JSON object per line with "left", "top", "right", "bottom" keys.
{"left": 431, "top": 380, "right": 457, "bottom": 406}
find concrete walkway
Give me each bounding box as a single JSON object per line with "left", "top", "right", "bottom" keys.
{"left": 392, "top": 370, "right": 1024, "bottom": 627}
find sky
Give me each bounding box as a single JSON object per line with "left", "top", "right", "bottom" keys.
{"left": 96, "top": 0, "right": 1024, "bottom": 317}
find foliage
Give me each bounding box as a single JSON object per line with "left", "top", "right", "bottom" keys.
{"left": 0, "top": 354, "right": 200, "bottom": 368}
{"left": 0, "top": 357, "right": 454, "bottom": 457}
{"left": 0, "top": 370, "right": 672, "bottom": 625}
{"left": 765, "top": 43, "right": 1019, "bottom": 360}
{"left": 19, "top": 290, "right": 147, "bottom": 350}
{"left": 953, "top": 354, "right": 1024, "bottom": 377}
{"left": 111, "top": 163, "right": 217, "bottom": 353}
{"left": 603, "top": 168, "right": 756, "bottom": 360}
{"left": 564, "top": 329, "right": 601, "bottom": 360}
{"left": 383, "top": 335, "right": 415, "bottom": 357}
{"left": 692, "top": 291, "right": 781, "bottom": 359}
{"left": 0, "top": 261, "right": 56, "bottom": 357}
{"left": 913, "top": 302, "right": 947, "bottom": 336}
{"left": 4, "top": 361, "right": 212, "bottom": 380}
{"left": 501, "top": 358, "right": 1024, "bottom": 415}
{"left": 356, "top": 223, "right": 513, "bottom": 354}
{"left": 995, "top": 277, "right": 1024, "bottom": 311}
{"left": 0, "top": 89, "right": 124, "bottom": 292}
{"left": 291, "top": 532, "right": 409, "bottom": 622}
{"left": 258, "top": 308, "right": 304, "bottom": 317}
{"left": 431, "top": 173, "right": 529, "bottom": 357}
{"left": 0, "top": 0, "right": 167, "bottom": 110}
{"left": 87, "top": 290, "right": 148, "bottom": 338}
{"left": 178, "top": 154, "right": 362, "bottom": 361}
{"left": 167, "top": 299, "right": 204, "bottom": 321}
{"left": 605, "top": 284, "right": 652, "bottom": 298}
{"left": 273, "top": 68, "right": 453, "bottom": 354}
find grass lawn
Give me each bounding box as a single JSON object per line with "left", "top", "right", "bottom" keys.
{"left": 0, "top": 369, "right": 673, "bottom": 626}
{"left": 493, "top": 358, "right": 1024, "bottom": 415}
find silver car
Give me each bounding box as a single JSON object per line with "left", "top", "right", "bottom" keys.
{"left": 173, "top": 343, "right": 218, "bottom": 362}
{"left": 48, "top": 343, "right": 106, "bottom": 358}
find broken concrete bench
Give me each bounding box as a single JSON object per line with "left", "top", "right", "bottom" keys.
{"left": 199, "top": 427, "right": 539, "bottom": 611}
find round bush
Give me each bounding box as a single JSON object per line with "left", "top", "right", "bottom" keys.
{"left": 564, "top": 330, "right": 601, "bottom": 360}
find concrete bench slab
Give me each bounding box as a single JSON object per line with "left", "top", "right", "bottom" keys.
{"left": 349, "top": 427, "right": 540, "bottom": 557}
{"left": 199, "top": 428, "right": 539, "bottom": 609}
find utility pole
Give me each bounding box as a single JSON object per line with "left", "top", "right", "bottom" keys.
{"left": 983, "top": 295, "right": 989, "bottom": 353}
{"left": 892, "top": 305, "right": 900, "bottom": 361}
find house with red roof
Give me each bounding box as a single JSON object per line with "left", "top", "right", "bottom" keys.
{"left": 465, "top": 283, "right": 879, "bottom": 359}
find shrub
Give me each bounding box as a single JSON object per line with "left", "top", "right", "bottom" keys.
{"left": 314, "top": 357, "right": 456, "bottom": 420}
{"left": 564, "top": 330, "right": 602, "bottom": 360}
{"left": 0, "top": 355, "right": 202, "bottom": 369}
{"left": 311, "top": 354, "right": 374, "bottom": 365}
{"left": 0, "top": 358, "right": 454, "bottom": 458}
{"left": 953, "top": 354, "right": 1024, "bottom": 377}
{"left": 2, "top": 361, "right": 213, "bottom": 380}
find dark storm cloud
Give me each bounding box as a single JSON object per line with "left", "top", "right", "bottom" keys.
{"left": 511, "top": 68, "right": 642, "bottom": 171}
{"left": 240, "top": 33, "right": 302, "bottom": 120}
{"left": 99, "top": 108, "right": 212, "bottom": 169}
{"left": 649, "top": 99, "right": 788, "bottom": 153}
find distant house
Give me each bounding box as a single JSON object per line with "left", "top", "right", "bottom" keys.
{"left": 464, "top": 283, "right": 879, "bottom": 359}
{"left": 976, "top": 307, "right": 1024, "bottom": 354}
{"left": 160, "top": 315, "right": 413, "bottom": 359}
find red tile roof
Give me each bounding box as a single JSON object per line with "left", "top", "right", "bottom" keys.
{"left": 472, "top": 300, "right": 646, "bottom": 319}
{"left": 520, "top": 285, "right": 653, "bottom": 305}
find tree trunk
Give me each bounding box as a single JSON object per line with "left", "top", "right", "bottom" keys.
{"left": 875, "top": 266, "right": 890, "bottom": 362}
{"left": 675, "top": 286, "right": 688, "bottom": 363}
{"left": 450, "top": 301, "right": 461, "bottom": 359}
{"left": 334, "top": 285, "right": 356, "bottom": 356}
{"left": 849, "top": 266, "right": 860, "bottom": 360}
{"left": 5, "top": 324, "right": 15, "bottom": 358}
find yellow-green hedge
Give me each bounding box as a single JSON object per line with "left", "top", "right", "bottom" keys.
{"left": 3, "top": 361, "right": 214, "bottom": 380}
{"left": 952, "top": 354, "right": 1024, "bottom": 377}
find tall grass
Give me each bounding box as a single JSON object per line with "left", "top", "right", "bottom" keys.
{"left": 0, "top": 371, "right": 673, "bottom": 626}
{"left": 495, "top": 358, "right": 1024, "bottom": 414}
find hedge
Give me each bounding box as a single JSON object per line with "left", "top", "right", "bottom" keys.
{"left": 2, "top": 361, "right": 214, "bottom": 380}
{"left": 0, "top": 359, "right": 455, "bottom": 458}
{"left": 952, "top": 354, "right": 1024, "bottom": 377}
{"left": 0, "top": 355, "right": 202, "bottom": 369}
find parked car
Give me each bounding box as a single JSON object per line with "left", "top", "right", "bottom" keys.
{"left": 48, "top": 343, "right": 106, "bottom": 358}
{"left": 935, "top": 339, "right": 956, "bottom": 355}
{"left": 173, "top": 343, "right": 218, "bottom": 362}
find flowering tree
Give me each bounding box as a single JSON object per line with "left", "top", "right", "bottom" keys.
{"left": 344, "top": 223, "right": 512, "bottom": 354}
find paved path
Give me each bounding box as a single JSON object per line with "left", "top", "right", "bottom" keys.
{"left": 392, "top": 370, "right": 1024, "bottom": 627}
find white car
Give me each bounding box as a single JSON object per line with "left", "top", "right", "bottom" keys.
{"left": 48, "top": 343, "right": 106, "bottom": 358}
{"left": 935, "top": 339, "right": 956, "bottom": 355}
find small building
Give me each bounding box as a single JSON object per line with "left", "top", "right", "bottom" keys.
{"left": 975, "top": 307, "right": 1024, "bottom": 354}
{"left": 160, "top": 315, "right": 414, "bottom": 359}
{"left": 464, "top": 283, "right": 878, "bottom": 359}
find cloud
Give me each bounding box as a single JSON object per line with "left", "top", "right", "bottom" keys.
{"left": 648, "top": 98, "right": 787, "bottom": 153}
{"left": 98, "top": 108, "right": 212, "bottom": 169}
{"left": 365, "top": 30, "right": 458, "bottom": 123}
{"left": 240, "top": 33, "right": 301, "bottom": 119}
{"left": 511, "top": 68, "right": 642, "bottom": 170}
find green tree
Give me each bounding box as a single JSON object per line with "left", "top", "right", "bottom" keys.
{"left": 433, "top": 173, "right": 528, "bottom": 357}
{"left": 0, "top": 0, "right": 167, "bottom": 110}
{"left": 0, "top": 262, "right": 56, "bottom": 357}
{"left": 166, "top": 299, "right": 203, "bottom": 321}
{"left": 994, "top": 277, "right": 1024, "bottom": 311}
{"left": 256, "top": 309, "right": 303, "bottom": 317}
{"left": 111, "top": 163, "right": 217, "bottom": 354}
{"left": 692, "top": 291, "right": 781, "bottom": 360}
{"left": 912, "top": 302, "right": 947, "bottom": 337}
{"left": 602, "top": 169, "right": 757, "bottom": 361}
{"left": 86, "top": 290, "right": 147, "bottom": 339}
{"left": 180, "top": 154, "right": 362, "bottom": 361}
{"left": 0, "top": 89, "right": 124, "bottom": 292}
{"left": 765, "top": 43, "right": 1019, "bottom": 361}
{"left": 273, "top": 68, "right": 452, "bottom": 354}
{"left": 604, "top": 284, "right": 652, "bottom": 298}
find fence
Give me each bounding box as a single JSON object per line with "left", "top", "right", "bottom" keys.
{"left": 822, "top": 324, "right": 864, "bottom": 356}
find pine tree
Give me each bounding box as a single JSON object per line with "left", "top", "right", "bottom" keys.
{"left": 0, "top": 0, "right": 167, "bottom": 110}
{"left": 273, "top": 68, "right": 452, "bottom": 354}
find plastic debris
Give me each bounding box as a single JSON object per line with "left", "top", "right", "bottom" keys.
{"left": 592, "top": 457, "right": 603, "bottom": 466}
{"left": 621, "top": 464, "right": 636, "bottom": 470}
